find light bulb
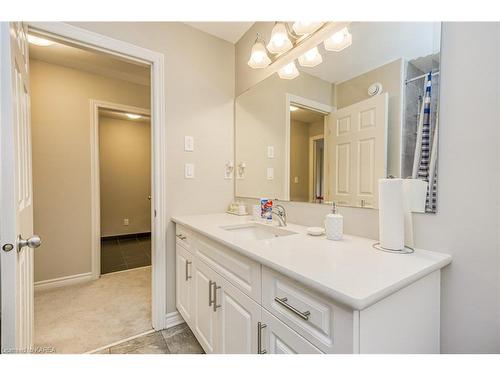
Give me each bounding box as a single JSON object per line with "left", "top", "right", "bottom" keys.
{"left": 278, "top": 61, "right": 299, "bottom": 80}
{"left": 298, "top": 47, "right": 323, "bottom": 68}
{"left": 126, "top": 113, "right": 142, "bottom": 119}
{"left": 27, "top": 34, "right": 54, "bottom": 47}
{"left": 247, "top": 41, "right": 271, "bottom": 69}
{"left": 292, "top": 22, "right": 323, "bottom": 35}
{"left": 267, "top": 23, "right": 293, "bottom": 54}
{"left": 289, "top": 105, "right": 299, "bottom": 112}
{"left": 324, "top": 27, "right": 352, "bottom": 52}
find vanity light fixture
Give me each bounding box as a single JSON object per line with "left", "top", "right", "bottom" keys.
{"left": 126, "top": 113, "right": 142, "bottom": 119}
{"left": 27, "top": 34, "right": 54, "bottom": 47}
{"left": 324, "top": 27, "right": 352, "bottom": 52}
{"left": 266, "top": 22, "right": 293, "bottom": 54}
{"left": 247, "top": 34, "right": 271, "bottom": 69}
{"left": 278, "top": 61, "right": 300, "bottom": 80}
{"left": 289, "top": 105, "right": 299, "bottom": 112}
{"left": 298, "top": 46, "right": 323, "bottom": 67}
{"left": 292, "top": 22, "right": 323, "bottom": 36}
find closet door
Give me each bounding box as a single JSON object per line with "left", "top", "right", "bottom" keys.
{"left": 260, "top": 309, "right": 322, "bottom": 354}
{"left": 176, "top": 244, "right": 194, "bottom": 325}
{"left": 191, "top": 259, "right": 218, "bottom": 354}
{"left": 214, "top": 274, "right": 261, "bottom": 354}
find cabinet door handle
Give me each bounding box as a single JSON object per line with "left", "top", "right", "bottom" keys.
{"left": 213, "top": 282, "right": 221, "bottom": 312}
{"left": 257, "top": 322, "right": 267, "bottom": 354}
{"left": 185, "top": 260, "right": 192, "bottom": 281}
{"left": 209, "top": 280, "right": 215, "bottom": 306}
{"left": 274, "top": 297, "right": 311, "bottom": 321}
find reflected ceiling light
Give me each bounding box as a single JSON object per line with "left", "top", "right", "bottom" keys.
{"left": 247, "top": 35, "right": 271, "bottom": 69}
{"left": 278, "top": 61, "right": 299, "bottom": 80}
{"left": 267, "top": 22, "right": 293, "bottom": 54}
{"left": 126, "top": 113, "right": 142, "bottom": 119}
{"left": 292, "top": 22, "right": 323, "bottom": 35}
{"left": 324, "top": 27, "right": 352, "bottom": 52}
{"left": 298, "top": 47, "right": 323, "bottom": 67}
{"left": 27, "top": 34, "right": 54, "bottom": 47}
{"left": 289, "top": 105, "right": 299, "bottom": 112}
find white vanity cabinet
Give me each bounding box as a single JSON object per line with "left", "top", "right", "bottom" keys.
{"left": 175, "top": 221, "right": 447, "bottom": 354}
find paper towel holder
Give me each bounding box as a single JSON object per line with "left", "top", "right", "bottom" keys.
{"left": 372, "top": 242, "right": 414, "bottom": 254}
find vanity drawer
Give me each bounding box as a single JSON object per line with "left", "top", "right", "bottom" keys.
{"left": 194, "top": 233, "right": 261, "bottom": 302}
{"left": 262, "top": 266, "right": 354, "bottom": 353}
{"left": 176, "top": 225, "right": 194, "bottom": 251}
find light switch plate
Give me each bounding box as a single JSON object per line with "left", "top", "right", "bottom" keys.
{"left": 184, "top": 136, "right": 194, "bottom": 152}
{"left": 185, "top": 163, "right": 195, "bottom": 179}
{"left": 267, "top": 145, "right": 275, "bottom": 158}
{"left": 267, "top": 167, "right": 274, "bottom": 180}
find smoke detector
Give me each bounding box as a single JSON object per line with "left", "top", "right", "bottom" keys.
{"left": 368, "top": 82, "right": 383, "bottom": 96}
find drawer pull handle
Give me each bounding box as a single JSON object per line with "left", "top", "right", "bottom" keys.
{"left": 257, "top": 322, "right": 267, "bottom": 354}
{"left": 185, "top": 260, "right": 192, "bottom": 281}
{"left": 274, "top": 297, "right": 311, "bottom": 321}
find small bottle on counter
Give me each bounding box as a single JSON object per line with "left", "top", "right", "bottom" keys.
{"left": 325, "top": 201, "right": 343, "bottom": 241}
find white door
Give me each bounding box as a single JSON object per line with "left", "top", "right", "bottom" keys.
{"left": 327, "top": 93, "right": 388, "bottom": 208}
{"left": 260, "top": 309, "right": 321, "bottom": 354}
{"left": 175, "top": 244, "right": 194, "bottom": 326}
{"left": 1, "top": 22, "right": 39, "bottom": 353}
{"left": 191, "top": 259, "right": 217, "bottom": 354}
{"left": 214, "top": 274, "right": 261, "bottom": 354}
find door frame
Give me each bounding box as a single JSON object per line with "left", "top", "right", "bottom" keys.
{"left": 27, "top": 22, "right": 168, "bottom": 330}
{"left": 90, "top": 100, "right": 151, "bottom": 280}
{"left": 285, "top": 93, "right": 332, "bottom": 201}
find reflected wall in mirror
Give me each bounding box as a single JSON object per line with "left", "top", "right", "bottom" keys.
{"left": 235, "top": 22, "right": 441, "bottom": 213}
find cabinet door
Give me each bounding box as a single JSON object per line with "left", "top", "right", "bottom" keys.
{"left": 260, "top": 310, "right": 322, "bottom": 354}
{"left": 192, "top": 258, "right": 218, "bottom": 354}
{"left": 214, "top": 275, "right": 261, "bottom": 354}
{"left": 176, "top": 244, "right": 194, "bottom": 325}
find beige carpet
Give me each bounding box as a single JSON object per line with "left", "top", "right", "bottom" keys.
{"left": 35, "top": 267, "right": 152, "bottom": 354}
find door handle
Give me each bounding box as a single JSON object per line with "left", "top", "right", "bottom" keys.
{"left": 17, "top": 234, "right": 42, "bottom": 252}
{"left": 185, "top": 260, "right": 192, "bottom": 281}
{"left": 257, "top": 322, "right": 267, "bottom": 354}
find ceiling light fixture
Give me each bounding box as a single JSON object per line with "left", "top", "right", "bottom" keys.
{"left": 126, "top": 113, "right": 142, "bottom": 119}
{"left": 278, "top": 61, "right": 299, "bottom": 80}
{"left": 298, "top": 47, "right": 323, "bottom": 67}
{"left": 324, "top": 27, "right": 352, "bottom": 52}
{"left": 247, "top": 34, "right": 271, "bottom": 69}
{"left": 266, "top": 22, "right": 293, "bottom": 54}
{"left": 289, "top": 105, "right": 299, "bottom": 112}
{"left": 27, "top": 34, "right": 54, "bottom": 47}
{"left": 292, "top": 22, "right": 323, "bottom": 36}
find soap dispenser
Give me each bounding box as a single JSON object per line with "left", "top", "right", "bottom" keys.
{"left": 325, "top": 201, "right": 343, "bottom": 240}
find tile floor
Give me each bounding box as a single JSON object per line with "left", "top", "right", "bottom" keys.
{"left": 101, "top": 233, "right": 151, "bottom": 274}
{"left": 94, "top": 323, "right": 204, "bottom": 354}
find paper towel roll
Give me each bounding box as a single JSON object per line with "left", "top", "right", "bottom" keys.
{"left": 379, "top": 178, "right": 405, "bottom": 250}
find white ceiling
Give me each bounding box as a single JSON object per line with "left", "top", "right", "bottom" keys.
{"left": 29, "top": 37, "right": 151, "bottom": 86}
{"left": 184, "top": 22, "right": 254, "bottom": 43}
{"left": 291, "top": 107, "right": 326, "bottom": 124}
{"left": 302, "top": 22, "right": 441, "bottom": 84}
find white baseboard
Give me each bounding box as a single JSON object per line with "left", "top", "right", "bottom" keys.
{"left": 34, "top": 272, "right": 94, "bottom": 292}
{"left": 166, "top": 311, "right": 185, "bottom": 328}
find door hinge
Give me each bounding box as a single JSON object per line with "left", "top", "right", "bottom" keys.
{"left": 154, "top": 209, "right": 157, "bottom": 218}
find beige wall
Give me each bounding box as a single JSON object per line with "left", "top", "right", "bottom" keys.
{"left": 31, "top": 59, "right": 150, "bottom": 282}
{"left": 99, "top": 116, "right": 151, "bottom": 237}
{"left": 235, "top": 72, "right": 332, "bottom": 200}
{"left": 237, "top": 23, "right": 500, "bottom": 353}
{"left": 335, "top": 59, "right": 403, "bottom": 177}
{"left": 290, "top": 120, "right": 310, "bottom": 202}
{"left": 71, "top": 22, "right": 235, "bottom": 314}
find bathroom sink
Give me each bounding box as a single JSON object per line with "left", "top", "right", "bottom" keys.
{"left": 221, "top": 223, "right": 297, "bottom": 241}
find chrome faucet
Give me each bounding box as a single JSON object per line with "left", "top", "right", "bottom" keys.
{"left": 272, "top": 204, "right": 287, "bottom": 227}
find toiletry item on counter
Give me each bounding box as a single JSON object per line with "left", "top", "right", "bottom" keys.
{"left": 260, "top": 198, "right": 273, "bottom": 221}
{"left": 252, "top": 204, "right": 261, "bottom": 221}
{"left": 325, "top": 201, "right": 343, "bottom": 240}
{"left": 378, "top": 178, "right": 405, "bottom": 250}
{"left": 227, "top": 200, "right": 248, "bottom": 216}
{"left": 403, "top": 178, "right": 428, "bottom": 247}
{"left": 307, "top": 227, "right": 325, "bottom": 236}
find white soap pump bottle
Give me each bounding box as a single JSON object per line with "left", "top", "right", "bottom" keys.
{"left": 325, "top": 201, "right": 343, "bottom": 241}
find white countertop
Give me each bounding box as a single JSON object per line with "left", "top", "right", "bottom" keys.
{"left": 172, "top": 213, "right": 452, "bottom": 310}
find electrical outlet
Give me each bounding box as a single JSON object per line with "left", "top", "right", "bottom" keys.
{"left": 267, "top": 145, "right": 275, "bottom": 158}
{"left": 123, "top": 218, "right": 129, "bottom": 226}
{"left": 185, "top": 163, "right": 195, "bottom": 179}
{"left": 184, "top": 136, "right": 194, "bottom": 151}
{"left": 267, "top": 167, "right": 274, "bottom": 180}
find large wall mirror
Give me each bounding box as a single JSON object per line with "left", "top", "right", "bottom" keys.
{"left": 235, "top": 22, "right": 441, "bottom": 213}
